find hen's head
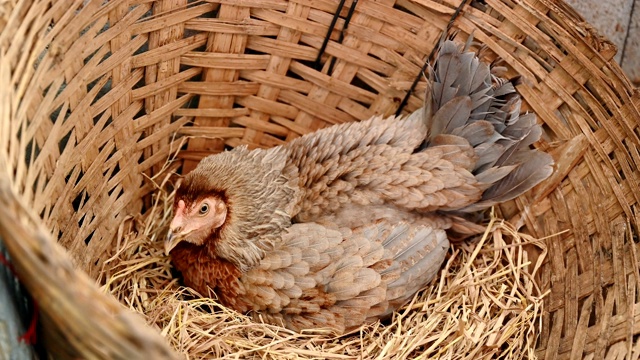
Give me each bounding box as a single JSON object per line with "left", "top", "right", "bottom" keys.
{"left": 165, "top": 192, "right": 228, "bottom": 250}
{"left": 164, "top": 146, "right": 298, "bottom": 271}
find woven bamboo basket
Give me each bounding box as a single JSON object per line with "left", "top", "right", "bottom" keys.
{"left": 1, "top": 0, "right": 640, "bottom": 358}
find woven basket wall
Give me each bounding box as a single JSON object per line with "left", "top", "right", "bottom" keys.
{"left": 1, "top": 0, "right": 640, "bottom": 358}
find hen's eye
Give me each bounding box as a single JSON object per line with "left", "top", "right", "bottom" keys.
{"left": 199, "top": 203, "right": 209, "bottom": 215}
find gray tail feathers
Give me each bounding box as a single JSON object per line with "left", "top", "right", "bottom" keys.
{"left": 423, "top": 38, "right": 553, "bottom": 213}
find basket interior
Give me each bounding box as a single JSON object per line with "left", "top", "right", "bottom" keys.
{"left": 3, "top": 0, "right": 640, "bottom": 358}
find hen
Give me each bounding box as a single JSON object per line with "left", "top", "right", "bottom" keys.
{"left": 164, "top": 40, "right": 553, "bottom": 333}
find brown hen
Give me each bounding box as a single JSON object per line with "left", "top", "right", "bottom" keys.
{"left": 164, "top": 40, "right": 554, "bottom": 334}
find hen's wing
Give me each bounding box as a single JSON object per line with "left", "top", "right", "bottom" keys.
{"left": 238, "top": 222, "right": 448, "bottom": 333}
{"left": 288, "top": 113, "right": 481, "bottom": 221}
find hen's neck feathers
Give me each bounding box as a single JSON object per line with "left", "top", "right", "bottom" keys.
{"left": 180, "top": 146, "right": 298, "bottom": 271}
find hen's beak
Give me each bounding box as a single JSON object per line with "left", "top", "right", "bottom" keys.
{"left": 164, "top": 230, "right": 182, "bottom": 255}
{"left": 166, "top": 199, "right": 187, "bottom": 255}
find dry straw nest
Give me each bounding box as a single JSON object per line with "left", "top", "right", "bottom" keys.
{"left": 1, "top": 0, "right": 640, "bottom": 359}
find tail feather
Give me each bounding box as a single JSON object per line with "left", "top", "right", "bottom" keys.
{"left": 501, "top": 113, "right": 537, "bottom": 139}
{"left": 496, "top": 125, "right": 543, "bottom": 168}
{"left": 449, "top": 120, "right": 496, "bottom": 146}
{"left": 426, "top": 96, "right": 472, "bottom": 142}
{"left": 425, "top": 38, "right": 553, "bottom": 213}
{"left": 474, "top": 143, "right": 506, "bottom": 171}
{"left": 474, "top": 165, "right": 516, "bottom": 188}
{"left": 465, "top": 151, "right": 552, "bottom": 212}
